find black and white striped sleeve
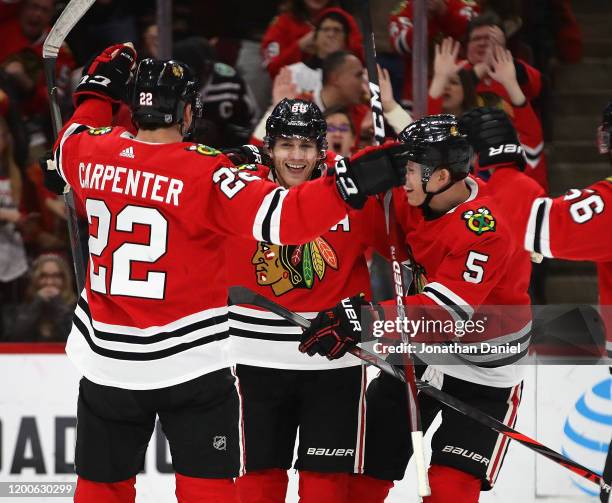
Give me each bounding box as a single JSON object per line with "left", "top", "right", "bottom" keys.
{"left": 525, "top": 197, "right": 553, "bottom": 258}
{"left": 422, "top": 282, "right": 475, "bottom": 322}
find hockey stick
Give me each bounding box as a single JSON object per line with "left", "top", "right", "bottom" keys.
{"left": 43, "top": 0, "right": 96, "bottom": 293}
{"left": 227, "top": 286, "right": 611, "bottom": 495}
{"left": 356, "top": 0, "right": 429, "bottom": 495}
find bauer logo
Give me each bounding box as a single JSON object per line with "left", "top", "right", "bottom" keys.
{"left": 306, "top": 448, "right": 355, "bottom": 457}
{"left": 441, "top": 445, "right": 490, "bottom": 465}
{"left": 561, "top": 377, "right": 612, "bottom": 497}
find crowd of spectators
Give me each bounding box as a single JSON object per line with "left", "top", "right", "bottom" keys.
{"left": 0, "top": 0, "right": 583, "bottom": 341}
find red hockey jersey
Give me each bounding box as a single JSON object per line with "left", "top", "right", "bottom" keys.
{"left": 228, "top": 164, "right": 388, "bottom": 369}
{"left": 525, "top": 177, "right": 612, "bottom": 356}
{"left": 389, "top": 177, "right": 531, "bottom": 386}
{"left": 483, "top": 165, "right": 545, "bottom": 300}
{"left": 53, "top": 99, "right": 351, "bottom": 390}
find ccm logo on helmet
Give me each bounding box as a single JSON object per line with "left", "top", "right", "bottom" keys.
{"left": 306, "top": 448, "right": 355, "bottom": 457}
{"left": 442, "top": 445, "right": 490, "bottom": 465}
{"left": 488, "top": 144, "right": 523, "bottom": 156}
{"left": 341, "top": 297, "right": 362, "bottom": 332}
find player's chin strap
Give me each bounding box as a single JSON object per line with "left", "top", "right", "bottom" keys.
{"left": 418, "top": 167, "right": 455, "bottom": 220}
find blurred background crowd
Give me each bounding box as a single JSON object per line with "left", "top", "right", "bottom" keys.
{"left": 0, "top": 0, "right": 605, "bottom": 343}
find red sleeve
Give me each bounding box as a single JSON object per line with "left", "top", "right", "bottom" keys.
{"left": 261, "top": 14, "right": 311, "bottom": 78}
{"left": 204, "top": 157, "right": 350, "bottom": 245}
{"left": 427, "top": 95, "right": 444, "bottom": 114}
{"left": 515, "top": 59, "right": 541, "bottom": 100}
{"left": 361, "top": 197, "right": 390, "bottom": 254}
{"left": 525, "top": 178, "right": 612, "bottom": 261}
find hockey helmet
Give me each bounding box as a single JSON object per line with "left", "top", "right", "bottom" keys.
{"left": 399, "top": 114, "right": 472, "bottom": 185}
{"left": 131, "top": 59, "right": 203, "bottom": 131}
{"left": 264, "top": 98, "right": 328, "bottom": 155}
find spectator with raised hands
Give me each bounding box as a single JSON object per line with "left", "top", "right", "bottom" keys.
{"left": 261, "top": 0, "right": 339, "bottom": 78}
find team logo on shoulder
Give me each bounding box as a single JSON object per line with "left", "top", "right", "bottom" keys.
{"left": 88, "top": 126, "right": 112, "bottom": 136}
{"left": 462, "top": 207, "right": 496, "bottom": 236}
{"left": 251, "top": 238, "right": 338, "bottom": 296}
{"left": 186, "top": 144, "right": 221, "bottom": 156}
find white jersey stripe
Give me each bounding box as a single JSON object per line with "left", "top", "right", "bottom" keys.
{"left": 253, "top": 187, "right": 284, "bottom": 242}
{"left": 55, "top": 122, "right": 85, "bottom": 182}
{"left": 269, "top": 189, "right": 288, "bottom": 245}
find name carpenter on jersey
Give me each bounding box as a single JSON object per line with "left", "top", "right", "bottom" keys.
{"left": 78, "top": 162, "right": 184, "bottom": 206}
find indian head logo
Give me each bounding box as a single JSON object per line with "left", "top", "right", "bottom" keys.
{"left": 251, "top": 238, "right": 338, "bottom": 296}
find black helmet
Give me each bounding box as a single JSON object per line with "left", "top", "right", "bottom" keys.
{"left": 131, "top": 59, "right": 203, "bottom": 131}
{"left": 399, "top": 114, "right": 472, "bottom": 184}
{"left": 264, "top": 98, "right": 328, "bottom": 154}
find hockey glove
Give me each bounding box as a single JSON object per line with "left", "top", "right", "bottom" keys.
{"left": 299, "top": 295, "right": 372, "bottom": 360}
{"left": 334, "top": 143, "right": 408, "bottom": 209}
{"left": 74, "top": 44, "right": 137, "bottom": 107}
{"left": 458, "top": 107, "right": 525, "bottom": 169}
{"left": 39, "top": 150, "right": 67, "bottom": 195}
{"left": 221, "top": 144, "right": 273, "bottom": 168}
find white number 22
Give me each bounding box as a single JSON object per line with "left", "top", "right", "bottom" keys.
{"left": 86, "top": 200, "right": 168, "bottom": 299}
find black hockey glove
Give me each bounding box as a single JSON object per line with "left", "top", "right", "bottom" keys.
{"left": 459, "top": 107, "right": 525, "bottom": 169}
{"left": 74, "top": 44, "right": 137, "bottom": 106}
{"left": 299, "top": 295, "right": 373, "bottom": 360}
{"left": 334, "top": 143, "right": 408, "bottom": 209}
{"left": 39, "top": 150, "right": 67, "bottom": 195}
{"left": 221, "top": 144, "right": 272, "bottom": 167}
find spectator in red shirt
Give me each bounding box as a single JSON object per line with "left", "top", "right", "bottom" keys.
{"left": 0, "top": 0, "right": 75, "bottom": 118}
{"left": 261, "top": 0, "right": 347, "bottom": 78}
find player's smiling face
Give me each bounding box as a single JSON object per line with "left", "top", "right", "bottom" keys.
{"left": 271, "top": 136, "right": 320, "bottom": 188}
{"left": 404, "top": 161, "right": 427, "bottom": 206}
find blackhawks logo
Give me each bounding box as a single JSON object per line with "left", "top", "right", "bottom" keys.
{"left": 88, "top": 126, "right": 112, "bottom": 136}
{"left": 186, "top": 144, "right": 221, "bottom": 156}
{"left": 251, "top": 238, "right": 338, "bottom": 296}
{"left": 462, "top": 207, "right": 496, "bottom": 236}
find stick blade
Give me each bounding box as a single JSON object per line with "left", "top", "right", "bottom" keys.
{"left": 43, "top": 0, "right": 96, "bottom": 59}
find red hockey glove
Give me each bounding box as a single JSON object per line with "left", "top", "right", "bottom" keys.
{"left": 334, "top": 143, "right": 409, "bottom": 209}
{"left": 299, "top": 295, "right": 373, "bottom": 360}
{"left": 458, "top": 107, "right": 525, "bottom": 169}
{"left": 74, "top": 44, "right": 137, "bottom": 106}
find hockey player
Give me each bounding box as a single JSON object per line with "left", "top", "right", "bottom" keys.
{"left": 299, "top": 114, "right": 531, "bottom": 502}
{"left": 227, "top": 98, "right": 389, "bottom": 503}
{"left": 524, "top": 102, "right": 612, "bottom": 502}
{"left": 46, "top": 44, "right": 409, "bottom": 503}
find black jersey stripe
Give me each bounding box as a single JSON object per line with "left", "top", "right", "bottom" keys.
{"left": 261, "top": 189, "right": 282, "bottom": 243}
{"left": 77, "top": 298, "right": 227, "bottom": 345}
{"left": 73, "top": 316, "right": 228, "bottom": 361}
{"left": 230, "top": 327, "right": 302, "bottom": 342}
{"left": 532, "top": 199, "right": 547, "bottom": 255}
{"left": 422, "top": 286, "right": 471, "bottom": 322}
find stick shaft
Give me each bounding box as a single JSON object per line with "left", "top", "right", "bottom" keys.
{"left": 227, "top": 286, "right": 609, "bottom": 494}
{"left": 42, "top": 0, "right": 95, "bottom": 293}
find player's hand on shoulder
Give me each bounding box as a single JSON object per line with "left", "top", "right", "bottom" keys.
{"left": 334, "top": 143, "right": 409, "bottom": 209}
{"left": 221, "top": 144, "right": 273, "bottom": 168}
{"left": 458, "top": 107, "right": 524, "bottom": 168}
{"left": 74, "top": 43, "right": 138, "bottom": 107}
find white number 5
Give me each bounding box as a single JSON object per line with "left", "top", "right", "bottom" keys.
{"left": 463, "top": 251, "right": 489, "bottom": 284}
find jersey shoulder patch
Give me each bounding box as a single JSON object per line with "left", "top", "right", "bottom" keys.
{"left": 214, "top": 62, "right": 236, "bottom": 78}
{"left": 87, "top": 126, "right": 113, "bottom": 136}
{"left": 186, "top": 144, "right": 222, "bottom": 156}
{"left": 461, "top": 206, "right": 496, "bottom": 236}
